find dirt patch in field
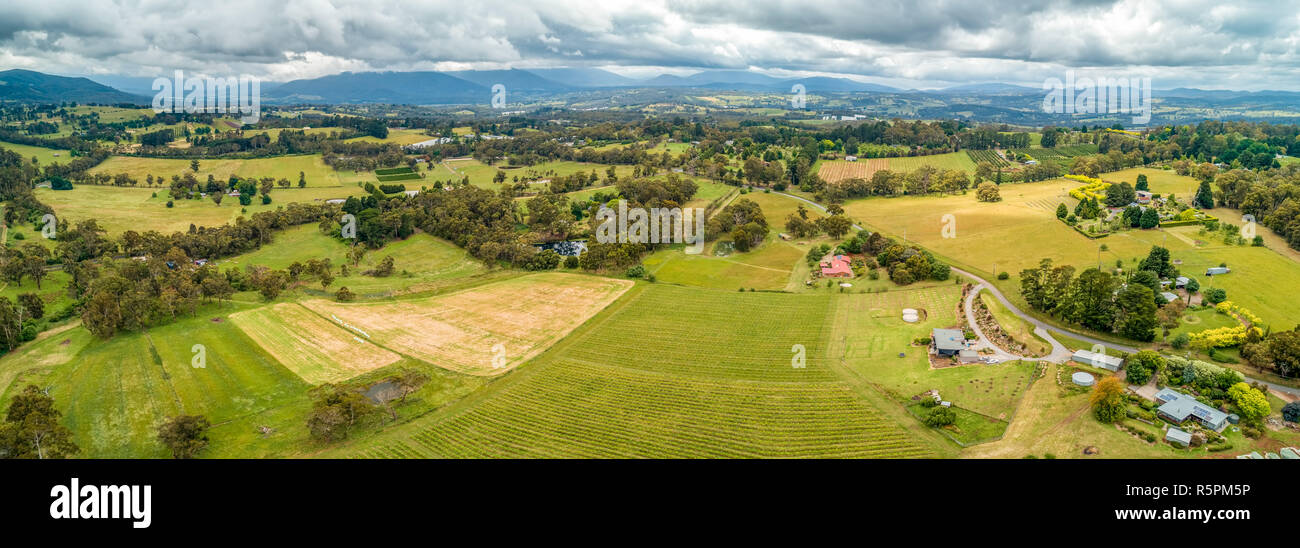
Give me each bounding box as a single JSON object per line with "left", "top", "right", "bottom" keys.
{"left": 230, "top": 303, "right": 402, "bottom": 384}
{"left": 302, "top": 273, "right": 633, "bottom": 376}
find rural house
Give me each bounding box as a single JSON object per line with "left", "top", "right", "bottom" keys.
{"left": 931, "top": 328, "right": 966, "bottom": 357}
{"left": 819, "top": 254, "right": 852, "bottom": 278}
{"left": 1175, "top": 276, "right": 1190, "bottom": 288}
{"left": 1070, "top": 349, "right": 1124, "bottom": 371}
{"left": 1154, "top": 388, "right": 1229, "bottom": 431}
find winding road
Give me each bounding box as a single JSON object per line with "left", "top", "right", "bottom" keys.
{"left": 775, "top": 191, "right": 1300, "bottom": 399}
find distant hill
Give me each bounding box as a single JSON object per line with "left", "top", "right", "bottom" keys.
{"left": 268, "top": 71, "right": 486, "bottom": 104}
{"left": 0, "top": 69, "right": 143, "bottom": 104}
{"left": 524, "top": 68, "right": 637, "bottom": 87}
{"left": 445, "top": 69, "right": 570, "bottom": 92}
{"left": 929, "top": 83, "right": 1039, "bottom": 94}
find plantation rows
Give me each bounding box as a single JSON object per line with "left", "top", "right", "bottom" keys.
{"left": 562, "top": 286, "right": 838, "bottom": 382}
{"left": 353, "top": 360, "right": 931, "bottom": 458}
{"left": 348, "top": 285, "right": 933, "bottom": 459}
{"left": 1010, "top": 144, "right": 1099, "bottom": 167}
{"left": 965, "top": 149, "right": 1009, "bottom": 167}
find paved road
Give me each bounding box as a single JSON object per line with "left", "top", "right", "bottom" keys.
{"left": 774, "top": 191, "right": 1300, "bottom": 398}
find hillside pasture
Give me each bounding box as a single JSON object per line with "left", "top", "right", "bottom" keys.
{"left": 334, "top": 284, "right": 935, "bottom": 458}
{"left": 0, "top": 140, "right": 73, "bottom": 167}
{"left": 230, "top": 303, "right": 402, "bottom": 384}
{"left": 300, "top": 273, "right": 632, "bottom": 375}
{"left": 88, "top": 154, "right": 365, "bottom": 187}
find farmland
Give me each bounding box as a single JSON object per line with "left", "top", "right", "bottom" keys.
{"left": 0, "top": 140, "right": 73, "bottom": 166}
{"left": 817, "top": 158, "right": 887, "bottom": 183}
{"left": 229, "top": 303, "right": 402, "bottom": 384}
{"left": 35, "top": 184, "right": 366, "bottom": 235}
{"left": 818, "top": 152, "right": 977, "bottom": 183}
{"left": 301, "top": 273, "right": 633, "bottom": 375}
{"left": 965, "top": 149, "right": 1009, "bottom": 167}
{"left": 88, "top": 154, "right": 367, "bottom": 186}
{"left": 329, "top": 284, "right": 937, "bottom": 458}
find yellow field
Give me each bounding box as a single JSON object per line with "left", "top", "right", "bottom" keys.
{"left": 345, "top": 128, "right": 436, "bottom": 146}
{"left": 300, "top": 273, "right": 634, "bottom": 375}
{"left": 229, "top": 303, "right": 401, "bottom": 384}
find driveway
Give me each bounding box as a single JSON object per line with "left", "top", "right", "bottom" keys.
{"left": 773, "top": 191, "right": 1300, "bottom": 398}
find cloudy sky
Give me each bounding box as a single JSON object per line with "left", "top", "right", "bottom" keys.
{"left": 1, "top": 0, "right": 1298, "bottom": 90}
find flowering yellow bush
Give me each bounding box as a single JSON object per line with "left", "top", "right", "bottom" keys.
{"left": 1191, "top": 302, "right": 1265, "bottom": 348}
{"left": 1065, "top": 174, "right": 1109, "bottom": 200}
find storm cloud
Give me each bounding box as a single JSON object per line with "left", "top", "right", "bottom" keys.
{"left": 1, "top": 0, "right": 1298, "bottom": 89}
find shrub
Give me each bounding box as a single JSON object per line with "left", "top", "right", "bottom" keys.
{"left": 997, "top": 271, "right": 1010, "bottom": 280}
{"left": 1283, "top": 401, "right": 1300, "bottom": 423}
{"left": 166, "top": 200, "right": 174, "bottom": 208}
{"left": 625, "top": 264, "right": 646, "bottom": 278}
{"left": 922, "top": 406, "right": 956, "bottom": 427}
{"left": 563, "top": 256, "right": 579, "bottom": 269}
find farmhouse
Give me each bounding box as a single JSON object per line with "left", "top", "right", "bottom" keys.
{"left": 1175, "top": 276, "right": 1190, "bottom": 288}
{"left": 1206, "top": 266, "right": 1230, "bottom": 276}
{"left": 1136, "top": 190, "right": 1153, "bottom": 204}
{"left": 1154, "top": 388, "right": 1229, "bottom": 431}
{"left": 819, "top": 254, "right": 852, "bottom": 278}
{"left": 1070, "top": 349, "right": 1124, "bottom": 371}
{"left": 1160, "top": 291, "right": 1179, "bottom": 302}
{"left": 931, "top": 328, "right": 966, "bottom": 357}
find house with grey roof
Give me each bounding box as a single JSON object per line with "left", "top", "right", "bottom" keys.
{"left": 1160, "top": 291, "right": 1179, "bottom": 303}
{"left": 1206, "top": 267, "right": 1230, "bottom": 276}
{"left": 1175, "top": 276, "right": 1190, "bottom": 288}
{"left": 931, "top": 328, "right": 966, "bottom": 357}
{"left": 1155, "top": 388, "right": 1229, "bottom": 431}
{"left": 1165, "top": 428, "right": 1192, "bottom": 447}
{"left": 1071, "top": 349, "right": 1124, "bottom": 371}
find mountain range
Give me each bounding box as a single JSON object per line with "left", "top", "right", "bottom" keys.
{"left": 5, "top": 67, "right": 1300, "bottom": 125}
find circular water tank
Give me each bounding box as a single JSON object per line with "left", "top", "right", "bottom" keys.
{"left": 1071, "top": 371, "right": 1095, "bottom": 387}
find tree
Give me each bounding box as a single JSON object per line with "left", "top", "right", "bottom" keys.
{"left": 1139, "top": 207, "right": 1159, "bottom": 229}
{"left": 818, "top": 215, "right": 853, "bottom": 239}
{"left": 16, "top": 293, "right": 43, "bottom": 321}
{"left": 210, "top": 192, "right": 223, "bottom": 206}
{"left": 305, "top": 383, "right": 378, "bottom": 442}
{"left": 1126, "top": 350, "right": 1163, "bottom": 385}
{"left": 1115, "top": 284, "right": 1157, "bottom": 341}
{"left": 335, "top": 286, "right": 355, "bottom": 302}
{"left": 298, "top": 171, "right": 306, "bottom": 188}
{"left": 1283, "top": 401, "right": 1300, "bottom": 423}
{"left": 976, "top": 181, "right": 1002, "bottom": 202}
{"left": 156, "top": 414, "right": 210, "bottom": 459}
{"left": 1090, "top": 377, "right": 1126, "bottom": 423}
{"left": 1135, "top": 173, "right": 1149, "bottom": 191}
{"left": 1056, "top": 203, "right": 1068, "bottom": 219}
{"left": 190, "top": 159, "right": 200, "bottom": 172}
{"left": 1227, "top": 382, "right": 1270, "bottom": 424}
{"left": 0, "top": 384, "right": 79, "bottom": 459}
{"left": 922, "top": 406, "right": 956, "bottom": 427}
{"left": 1194, "top": 179, "right": 1215, "bottom": 209}
{"left": 1266, "top": 329, "right": 1300, "bottom": 378}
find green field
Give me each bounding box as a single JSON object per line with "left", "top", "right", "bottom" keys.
{"left": 435, "top": 158, "right": 634, "bottom": 189}
{"left": 840, "top": 168, "right": 1300, "bottom": 328}
{"left": 0, "top": 140, "right": 73, "bottom": 166}
{"left": 887, "top": 151, "right": 978, "bottom": 173}
{"left": 36, "top": 184, "right": 366, "bottom": 235}
{"left": 89, "top": 154, "right": 369, "bottom": 187}
{"left": 327, "top": 284, "right": 937, "bottom": 458}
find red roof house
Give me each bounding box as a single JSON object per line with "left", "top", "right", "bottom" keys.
{"left": 820, "top": 254, "right": 853, "bottom": 278}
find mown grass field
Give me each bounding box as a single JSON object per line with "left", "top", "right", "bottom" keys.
{"left": 35, "top": 184, "right": 366, "bottom": 235}
{"left": 300, "top": 273, "right": 631, "bottom": 376}
{"left": 328, "top": 284, "right": 936, "bottom": 458}
{"left": 433, "top": 158, "right": 634, "bottom": 189}
{"left": 0, "top": 140, "right": 73, "bottom": 166}
{"left": 230, "top": 303, "right": 402, "bottom": 384}
{"left": 88, "top": 154, "right": 370, "bottom": 187}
